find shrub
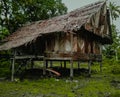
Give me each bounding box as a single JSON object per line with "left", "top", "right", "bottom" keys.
{"left": 111, "top": 61, "right": 120, "bottom": 74}
{"left": 110, "top": 91, "right": 120, "bottom": 97}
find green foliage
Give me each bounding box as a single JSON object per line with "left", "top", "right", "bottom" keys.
{"left": 109, "top": 2, "right": 120, "bottom": 20}
{"left": 0, "top": 68, "right": 10, "bottom": 77}
{"left": 0, "top": 58, "right": 10, "bottom": 67}
{"left": 0, "top": 0, "right": 67, "bottom": 34}
{"left": 102, "top": 58, "right": 120, "bottom": 75}
{"left": 0, "top": 58, "right": 11, "bottom": 77}
{"left": 0, "top": 27, "right": 9, "bottom": 40}
{"left": 0, "top": 0, "right": 67, "bottom": 78}
{"left": 103, "top": 24, "right": 120, "bottom": 59}
{"left": 110, "top": 91, "right": 120, "bottom": 97}
{"left": 0, "top": 59, "right": 120, "bottom": 97}
{"left": 103, "top": 2, "right": 120, "bottom": 60}
{"left": 111, "top": 61, "right": 120, "bottom": 74}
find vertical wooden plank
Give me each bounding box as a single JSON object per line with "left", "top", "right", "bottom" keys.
{"left": 11, "top": 50, "right": 16, "bottom": 81}
{"left": 71, "top": 33, "right": 73, "bottom": 52}
{"left": 70, "top": 60, "right": 73, "bottom": 80}
{"left": 45, "top": 39, "right": 48, "bottom": 51}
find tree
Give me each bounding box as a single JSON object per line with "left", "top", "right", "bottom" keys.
{"left": 0, "top": 0, "right": 67, "bottom": 37}
{"left": 109, "top": 2, "right": 120, "bottom": 21}
{"left": 104, "top": 25, "right": 120, "bottom": 59}
{"left": 103, "top": 2, "right": 120, "bottom": 60}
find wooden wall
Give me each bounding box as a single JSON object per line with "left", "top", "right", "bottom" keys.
{"left": 45, "top": 32, "right": 101, "bottom": 55}
{"left": 16, "top": 31, "right": 101, "bottom": 58}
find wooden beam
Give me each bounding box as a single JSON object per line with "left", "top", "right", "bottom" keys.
{"left": 15, "top": 55, "right": 44, "bottom": 60}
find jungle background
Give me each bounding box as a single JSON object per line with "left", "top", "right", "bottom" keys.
{"left": 0, "top": 0, "right": 120, "bottom": 97}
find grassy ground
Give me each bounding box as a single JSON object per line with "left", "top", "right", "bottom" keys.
{"left": 0, "top": 59, "right": 120, "bottom": 97}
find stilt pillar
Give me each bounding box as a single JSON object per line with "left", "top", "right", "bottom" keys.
{"left": 64, "top": 61, "right": 66, "bottom": 68}
{"left": 70, "top": 60, "right": 73, "bottom": 80}
{"left": 46, "top": 60, "right": 48, "bottom": 68}
{"left": 88, "top": 60, "right": 92, "bottom": 76}
{"left": 11, "top": 58, "right": 15, "bottom": 81}
{"left": 50, "top": 61, "right": 53, "bottom": 67}
{"left": 11, "top": 50, "right": 16, "bottom": 81}
{"left": 31, "top": 60, "right": 34, "bottom": 69}
{"left": 43, "top": 58, "right": 46, "bottom": 75}
{"left": 100, "top": 61, "right": 102, "bottom": 72}
{"left": 78, "top": 61, "right": 80, "bottom": 69}
{"left": 60, "top": 61, "right": 62, "bottom": 68}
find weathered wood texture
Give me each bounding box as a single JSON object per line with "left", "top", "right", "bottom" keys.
{"left": 0, "top": 1, "right": 112, "bottom": 51}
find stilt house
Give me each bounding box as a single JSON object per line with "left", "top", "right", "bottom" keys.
{"left": 0, "top": 1, "right": 112, "bottom": 79}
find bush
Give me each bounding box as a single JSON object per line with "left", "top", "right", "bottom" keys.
{"left": 111, "top": 61, "right": 120, "bottom": 74}
{"left": 0, "top": 58, "right": 10, "bottom": 68}
{"left": 0, "top": 68, "right": 11, "bottom": 77}
{"left": 110, "top": 91, "right": 120, "bottom": 97}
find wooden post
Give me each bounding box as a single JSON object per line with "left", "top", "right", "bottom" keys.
{"left": 11, "top": 58, "right": 15, "bottom": 81}
{"left": 70, "top": 60, "right": 73, "bottom": 80}
{"left": 64, "top": 61, "right": 66, "bottom": 68}
{"left": 50, "top": 61, "right": 52, "bottom": 67}
{"left": 88, "top": 60, "right": 92, "bottom": 76}
{"left": 31, "top": 60, "right": 34, "bottom": 69}
{"left": 60, "top": 61, "right": 62, "bottom": 68}
{"left": 100, "top": 62, "right": 102, "bottom": 72}
{"left": 43, "top": 58, "right": 46, "bottom": 75}
{"left": 11, "top": 50, "right": 16, "bottom": 81}
{"left": 78, "top": 61, "right": 80, "bottom": 69}
{"left": 46, "top": 60, "right": 48, "bottom": 68}
{"left": 70, "top": 33, "right": 73, "bottom": 80}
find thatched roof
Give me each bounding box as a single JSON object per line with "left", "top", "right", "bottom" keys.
{"left": 0, "top": 1, "right": 111, "bottom": 50}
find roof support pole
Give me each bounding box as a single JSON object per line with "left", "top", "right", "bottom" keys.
{"left": 78, "top": 61, "right": 80, "bottom": 69}
{"left": 100, "top": 61, "right": 102, "bottom": 72}
{"left": 11, "top": 50, "right": 16, "bottom": 81}
{"left": 70, "top": 60, "right": 73, "bottom": 80}
{"left": 31, "top": 59, "right": 34, "bottom": 69}
{"left": 70, "top": 33, "right": 73, "bottom": 80}
{"left": 43, "top": 58, "right": 46, "bottom": 76}
{"left": 88, "top": 60, "right": 92, "bottom": 77}
{"left": 46, "top": 60, "right": 48, "bottom": 68}
{"left": 50, "top": 61, "right": 53, "bottom": 68}
{"left": 11, "top": 58, "right": 15, "bottom": 81}
{"left": 64, "top": 61, "right": 66, "bottom": 68}
{"left": 60, "top": 61, "right": 62, "bottom": 68}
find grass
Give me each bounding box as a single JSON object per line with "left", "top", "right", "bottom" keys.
{"left": 0, "top": 59, "right": 120, "bottom": 97}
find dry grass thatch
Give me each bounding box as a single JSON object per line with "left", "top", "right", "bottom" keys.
{"left": 0, "top": 1, "right": 111, "bottom": 50}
